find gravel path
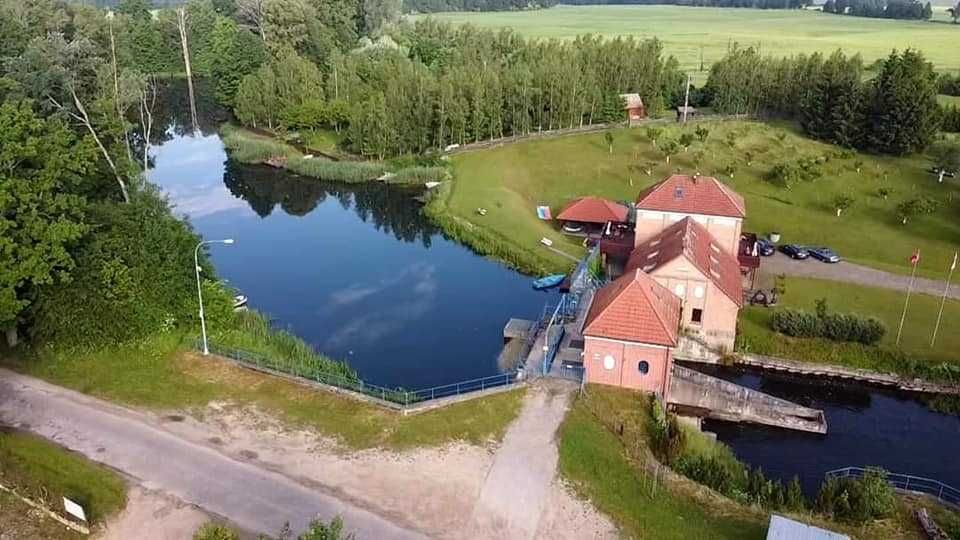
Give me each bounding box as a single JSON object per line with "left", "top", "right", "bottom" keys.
{"left": 761, "top": 252, "right": 960, "bottom": 300}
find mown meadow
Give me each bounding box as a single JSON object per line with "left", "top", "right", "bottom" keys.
{"left": 416, "top": 5, "right": 960, "bottom": 77}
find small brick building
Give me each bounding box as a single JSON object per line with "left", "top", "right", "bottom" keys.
{"left": 581, "top": 269, "right": 682, "bottom": 398}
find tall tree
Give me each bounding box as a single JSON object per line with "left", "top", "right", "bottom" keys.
{"left": 0, "top": 101, "right": 96, "bottom": 345}
{"left": 864, "top": 49, "right": 940, "bottom": 155}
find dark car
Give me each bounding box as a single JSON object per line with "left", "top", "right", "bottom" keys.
{"left": 780, "top": 244, "right": 809, "bottom": 260}
{"left": 808, "top": 246, "right": 841, "bottom": 263}
{"left": 756, "top": 238, "right": 776, "bottom": 256}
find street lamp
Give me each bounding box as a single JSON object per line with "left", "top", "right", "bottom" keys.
{"left": 195, "top": 238, "right": 234, "bottom": 355}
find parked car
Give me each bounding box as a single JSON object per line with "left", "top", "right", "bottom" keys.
{"left": 756, "top": 238, "right": 776, "bottom": 256}
{"left": 562, "top": 222, "right": 584, "bottom": 233}
{"left": 779, "top": 244, "right": 809, "bottom": 260}
{"left": 808, "top": 246, "right": 841, "bottom": 263}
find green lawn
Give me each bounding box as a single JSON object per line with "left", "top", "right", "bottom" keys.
{"left": 0, "top": 431, "right": 127, "bottom": 524}
{"left": 739, "top": 277, "right": 960, "bottom": 377}
{"left": 449, "top": 120, "right": 960, "bottom": 278}
{"left": 6, "top": 331, "right": 527, "bottom": 451}
{"left": 415, "top": 5, "right": 960, "bottom": 78}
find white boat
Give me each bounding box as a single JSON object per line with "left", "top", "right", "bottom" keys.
{"left": 233, "top": 294, "right": 248, "bottom": 309}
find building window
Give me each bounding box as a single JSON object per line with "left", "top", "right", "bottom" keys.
{"left": 691, "top": 308, "right": 704, "bottom": 324}
{"left": 694, "top": 286, "right": 705, "bottom": 298}
{"left": 674, "top": 284, "right": 685, "bottom": 296}
{"left": 638, "top": 361, "right": 650, "bottom": 374}
{"left": 603, "top": 355, "right": 616, "bottom": 370}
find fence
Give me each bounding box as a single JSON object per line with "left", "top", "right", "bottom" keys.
{"left": 203, "top": 342, "right": 520, "bottom": 409}
{"left": 825, "top": 467, "right": 960, "bottom": 507}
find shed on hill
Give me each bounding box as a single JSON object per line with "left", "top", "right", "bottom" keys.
{"left": 676, "top": 106, "right": 697, "bottom": 122}
{"left": 619, "top": 93, "right": 646, "bottom": 125}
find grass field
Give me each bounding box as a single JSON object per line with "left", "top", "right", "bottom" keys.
{"left": 448, "top": 119, "right": 960, "bottom": 278}
{"left": 0, "top": 431, "right": 127, "bottom": 525}
{"left": 415, "top": 5, "right": 960, "bottom": 77}
{"left": 6, "top": 332, "right": 527, "bottom": 451}
{"left": 739, "top": 277, "right": 960, "bottom": 376}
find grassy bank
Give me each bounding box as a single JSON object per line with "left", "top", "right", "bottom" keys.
{"left": 560, "top": 385, "right": 940, "bottom": 539}
{"left": 0, "top": 431, "right": 127, "bottom": 524}
{"left": 449, "top": 120, "right": 960, "bottom": 279}
{"left": 5, "top": 324, "right": 526, "bottom": 451}
{"left": 739, "top": 277, "right": 960, "bottom": 382}
{"left": 221, "top": 124, "right": 448, "bottom": 186}
{"left": 416, "top": 5, "right": 960, "bottom": 77}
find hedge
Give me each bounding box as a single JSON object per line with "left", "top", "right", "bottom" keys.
{"left": 771, "top": 307, "right": 885, "bottom": 345}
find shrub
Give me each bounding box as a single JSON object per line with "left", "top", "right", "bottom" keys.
{"left": 765, "top": 157, "right": 822, "bottom": 189}
{"left": 286, "top": 157, "right": 388, "bottom": 183}
{"left": 815, "top": 468, "right": 896, "bottom": 523}
{"left": 770, "top": 301, "right": 885, "bottom": 345}
{"left": 897, "top": 196, "right": 940, "bottom": 224}
{"left": 649, "top": 398, "right": 685, "bottom": 464}
{"left": 194, "top": 523, "right": 239, "bottom": 540}
{"left": 220, "top": 125, "right": 295, "bottom": 164}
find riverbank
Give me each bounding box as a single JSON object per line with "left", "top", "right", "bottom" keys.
{"left": 558, "top": 385, "right": 944, "bottom": 539}
{"left": 220, "top": 125, "right": 449, "bottom": 186}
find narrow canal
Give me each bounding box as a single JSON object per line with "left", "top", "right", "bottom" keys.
{"left": 701, "top": 366, "right": 960, "bottom": 496}
{"left": 150, "top": 80, "right": 959, "bottom": 495}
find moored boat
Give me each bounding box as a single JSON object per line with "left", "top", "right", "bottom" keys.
{"left": 532, "top": 274, "right": 565, "bottom": 290}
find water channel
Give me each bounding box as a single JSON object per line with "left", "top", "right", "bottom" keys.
{"left": 149, "top": 81, "right": 959, "bottom": 496}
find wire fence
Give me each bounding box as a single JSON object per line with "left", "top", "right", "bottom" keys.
{"left": 203, "top": 341, "right": 521, "bottom": 409}
{"left": 826, "top": 467, "right": 960, "bottom": 507}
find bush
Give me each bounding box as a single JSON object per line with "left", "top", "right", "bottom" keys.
{"left": 649, "top": 399, "right": 685, "bottom": 464}
{"left": 286, "top": 157, "right": 387, "bottom": 183}
{"left": 30, "top": 190, "right": 234, "bottom": 349}
{"left": 770, "top": 300, "right": 885, "bottom": 345}
{"left": 815, "top": 468, "right": 896, "bottom": 523}
{"left": 193, "top": 523, "right": 239, "bottom": 540}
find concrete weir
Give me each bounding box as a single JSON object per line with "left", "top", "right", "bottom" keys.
{"left": 668, "top": 365, "right": 828, "bottom": 434}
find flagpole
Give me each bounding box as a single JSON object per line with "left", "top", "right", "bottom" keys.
{"left": 896, "top": 255, "right": 919, "bottom": 346}
{"left": 931, "top": 253, "right": 957, "bottom": 347}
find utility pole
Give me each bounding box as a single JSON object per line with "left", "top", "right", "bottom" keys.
{"left": 682, "top": 73, "right": 691, "bottom": 124}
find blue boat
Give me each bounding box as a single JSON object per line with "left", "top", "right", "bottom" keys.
{"left": 532, "top": 274, "right": 566, "bottom": 290}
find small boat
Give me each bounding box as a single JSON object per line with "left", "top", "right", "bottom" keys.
{"left": 233, "top": 294, "right": 248, "bottom": 309}
{"left": 532, "top": 274, "right": 566, "bottom": 290}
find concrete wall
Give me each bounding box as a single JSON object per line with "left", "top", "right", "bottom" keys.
{"left": 583, "top": 337, "right": 673, "bottom": 397}
{"left": 634, "top": 209, "right": 742, "bottom": 257}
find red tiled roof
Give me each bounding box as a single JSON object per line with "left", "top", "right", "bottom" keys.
{"left": 556, "top": 197, "right": 629, "bottom": 224}
{"left": 635, "top": 175, "right": 746, "bottom": 218}
{"left": 582, "top": 269, "right": 681, "bottom": 346}
{"left": 626, "top": 217, "right": 744, "bottom": 307}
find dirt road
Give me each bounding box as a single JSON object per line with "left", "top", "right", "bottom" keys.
{"left": 0, "top": 369, "right": 425, "bottom": 539}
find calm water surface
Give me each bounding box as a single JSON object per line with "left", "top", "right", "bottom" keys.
{"left": 701, "top": 366, "right": 960, "bottom": 495}
{"left": 147, "top": 93, "right": 548, "bottom": 389}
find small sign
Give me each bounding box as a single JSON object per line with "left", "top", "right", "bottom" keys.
{"left": 536, "top": 206, "right": 552, "bottom": 220}
{"left": 63, "top": 497, "right": 87, "bottom": 522}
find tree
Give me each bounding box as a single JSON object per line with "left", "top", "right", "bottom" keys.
{"left": 363, "top": 0, "right": 401, "bottom": 34}
{"left": 193, "top": 522, "right": 238, "bottom": 540}
{"left": 604, "top": 131, "right": 614, "bottom": 154}
{"left": 7, "top": 33, "right": 133, "bottom": 202}
{"left": 864, "top": 50, "right": 940, "bottom": 155}
{"left": 949, "top": 1, "right": 960, "bottom": 23}
{"left": 928, "top": 140, "right": 960, "bottom": 182}
{"left": 678, "top": 132, "right": 695, "bottom": 151}
{"left": 645, "top": 126, "right": 663, "bottom": 147}
{"left": 896, "top": 197, "right": 938, "bottom": 224}
{"left": 0, "top": 101, "right": 95, "bottom": 345}
{"left": 694, "top": 125, "right": 709, "bottom": 142}
{"left": 208, "top": 16, "right": 267, "bottom": 105}
{"left": 800, "top": 50, "right": 864, "bottom": 148}
{"left": 833, "top": 194, "right": 854, "bottom": 216}
{"left": 175, "top": 7, "right": 200, "bottom": 134}
{"left": 660, "top": 139, "right": 679, "bottom": 163}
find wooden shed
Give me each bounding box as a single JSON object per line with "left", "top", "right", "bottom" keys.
{"left": 619, "top": 93, "right": 646, "bottom": 125}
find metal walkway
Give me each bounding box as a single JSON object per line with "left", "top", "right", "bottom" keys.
{"left": 826, "top": 467, "right": 960, "bottom": 507}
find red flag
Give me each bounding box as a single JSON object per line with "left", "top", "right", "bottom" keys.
{"left": 910, "top": 249, "right": 921, "bottom": 266}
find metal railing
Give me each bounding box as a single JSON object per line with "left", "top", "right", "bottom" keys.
{"left": 825, "top": 467, "right": 960, "bottom": 507}
{"left": 203, "top": 342, "right": 519, "bottom": 409}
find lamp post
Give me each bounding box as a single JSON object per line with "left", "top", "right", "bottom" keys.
{"left": 195, "top": 238, "right": 234, "bottom": 355}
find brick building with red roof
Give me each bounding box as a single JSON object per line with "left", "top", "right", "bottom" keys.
{"left": 634, "top": 174, "right": 745, "bottom": 256}
{"left": 581, "top": 269, "right": 681, "bottom": 396}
